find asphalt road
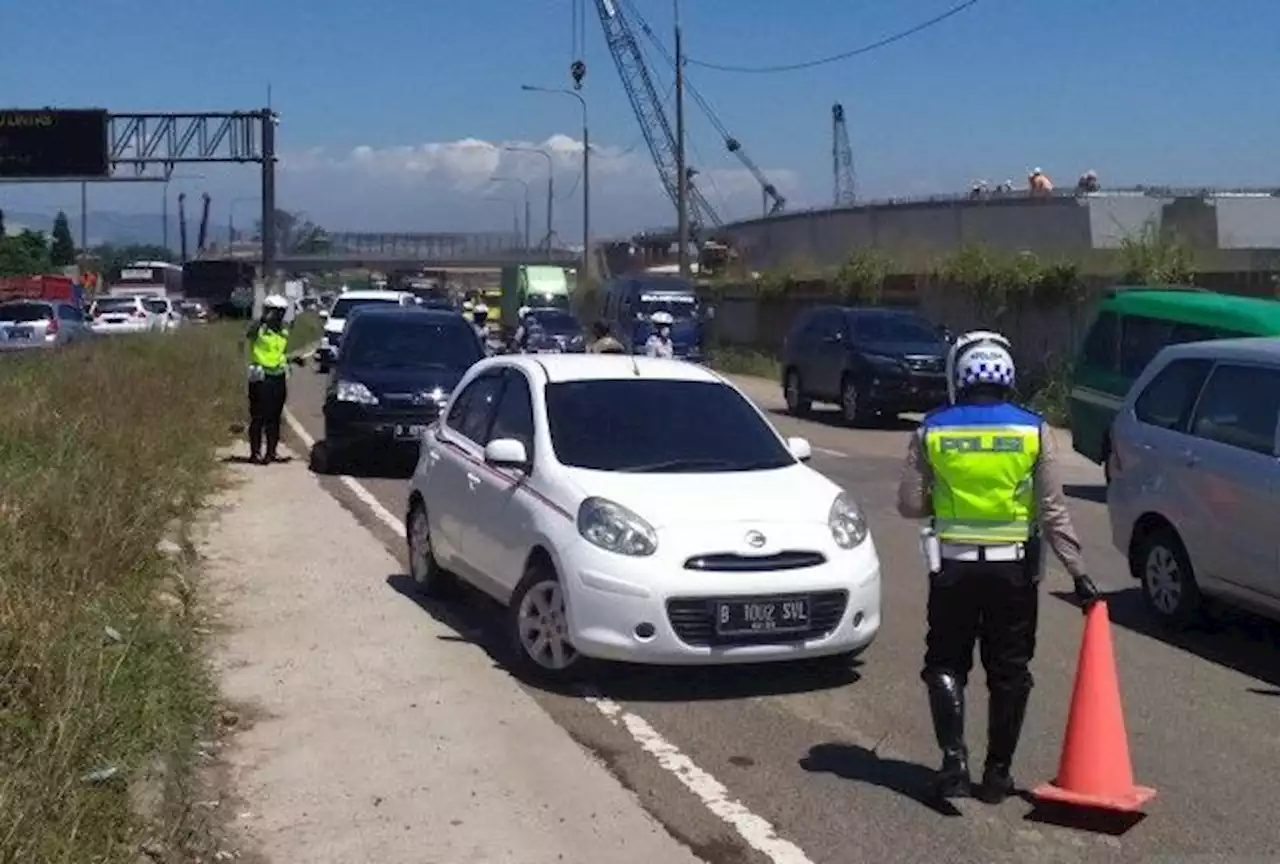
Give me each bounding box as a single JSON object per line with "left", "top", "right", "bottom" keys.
{"left": 282, "top": 364, "right": 1280, "bottom": 864}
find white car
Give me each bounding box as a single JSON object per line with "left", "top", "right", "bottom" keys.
{"left": 143, "top": 296, "right": 183, "bottom": 331}
{"left": 90, "top": 296, "right": 163, "bottom": 335}
{"left": 315, "top": 289, "right": 415, "bottom": 372}
{"left": 405, "top": 354, "right": 882, "bottom": 680}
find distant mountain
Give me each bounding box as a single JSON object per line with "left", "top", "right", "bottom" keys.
{"left": 0, "top": 209, "right": 232, "bottom": 250}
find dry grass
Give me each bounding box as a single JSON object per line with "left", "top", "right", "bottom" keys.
{"left": 707, "top": 345, "right": 781, "bottom": 381}
{"left": 0, "top": 326, "right": 243, "bottom": 863}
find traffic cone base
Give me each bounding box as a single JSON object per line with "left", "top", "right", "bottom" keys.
{"left": 1032, "top": 779, "right": 1156, "bottom": 813}
{"left": 1034, "top": 601, "right": 1157, "bottom": 813}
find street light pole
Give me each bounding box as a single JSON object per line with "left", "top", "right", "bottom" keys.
{"left": 490, "top": 177, "right": 532, "bottom": 250}
{"left": 674, "top": 0, "right": 690, "bottom": 278}
{"left": 521, "top": 85, "right": 590, "bottom": 278}
{"left": 505, "top": 146, "right": 554, "bottom": 260}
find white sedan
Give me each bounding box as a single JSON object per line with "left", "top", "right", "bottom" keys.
{"left": 404, "top": 354, "right": 882, "bottom": 680}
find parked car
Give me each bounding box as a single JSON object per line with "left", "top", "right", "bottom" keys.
{"left": 143, "top": 296, "right": 183, "bottom": 331}
{"left": 1108, "top": 337, "right": 1280, "bottom": 628}
{"left": 781, "top": 306, "right": 950, "bottom": 424}
{"left": 405, "top": 354, "right": 882, "bottom": 681}
{"left": 321, "top": 307, "right": 483, "bottom": 469}
{"left": 0, "top": 300, "right": 93, "bottom": 351}
{"left": 89, "top": 296, "right": 163, "bottom": 335}
{"left": 1069, "top": 285, "right": 1280, "bottom": 481}
{"left": 314, "top": 289, "right": 416, "bottom": 372}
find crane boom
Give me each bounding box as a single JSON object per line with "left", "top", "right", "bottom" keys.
{"left": 196, "top": 192, "right": 211, "bottom": 254}
{"left": 592, "top": 0, "right": 721, "bottom": 230}
{"left": 832, "top": 103, "right": 857, "bottom": 206}
{"left": 726, "top": 137, "right": 785, "bottom": 215}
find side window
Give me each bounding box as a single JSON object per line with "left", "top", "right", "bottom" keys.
{"left": 1168, "top": 321, "right": 1218, "bottom": 345}
{"left": 488, "top": 370, "right": 536, "bottom": 454}
{"left": 450, "top": 373, "right": 504, "bottom": 444}
{"left": 444, "top": 377, "right": 478, "bottom": 431}
{"left": 1188, "top": 364, "right": 1280, "bottom": 456}
{"left": 1119, "top": 315, "right": 1175, "bottom": 378}
{"left": 1081, "top": 311, "right": 1119, "bottom": 371}
{"left": 1133, "top": 358, "right": 1212, "bottom": 431}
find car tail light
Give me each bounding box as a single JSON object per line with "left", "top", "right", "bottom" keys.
{"left": 134, "top": 309, "right": 147, "bottom": 319}
{"left": 46, "top": 317, "right": 59, "bottom": 335}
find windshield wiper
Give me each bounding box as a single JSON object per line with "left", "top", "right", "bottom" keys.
{"left": 618, "top": 458, "right": 741, "bottom": 473}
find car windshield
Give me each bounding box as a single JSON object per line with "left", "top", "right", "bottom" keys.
{"left": 527, "top": 310, "right": 579, "bottom": 332}
{"left": 331, "top": 297, "right": 399, "bottom": 318}
{"left": 851, "top": 313, "right": 939, "bottom": 343}
{"left": 342, "top": 318, "right": 483, "bottom": 369}
{"left": 93, "top": 299, "right": 138, "bottom": 313}
{"left": 0, "top": 303, "right": 52, "bottom": 322}
{"left": 544, "top": 379, "right": 795, "bottom": 472}
{"left": 143, "top": 299, "right": 168, "bottom": 313}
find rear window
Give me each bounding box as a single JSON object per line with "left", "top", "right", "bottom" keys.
{"left": 544, "top": 379, "right": 794, "bottom": 472}
{"left": 0, "top": 303, "right": 53, "bottom": 322}
{"left": 342, "top": 317, "right": 483, "bottom": 369}
{"left": 331, "top": 297, "right": 401, "bottom": 318}
{"left": 527, "top": 310, "right": 579, "bottom": 330}
{"left": 93, "top": 298, "right": 138, "bottom": 313}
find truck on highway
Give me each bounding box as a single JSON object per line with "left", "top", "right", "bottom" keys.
{"left": 181, "top": 260, "right": 257, "bottom": 317}
{"left": 0, "top": 274, "right": 84, "bottom": 308}
{"left": 108, "top": 261, "right": 182, "bottom": 298}
{"left": 499, "top": 265, "right": 573, "bottom": 329}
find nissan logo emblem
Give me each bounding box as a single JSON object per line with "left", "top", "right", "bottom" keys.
{"left": 745, "top": 530, "right": 766, "bottom": 548}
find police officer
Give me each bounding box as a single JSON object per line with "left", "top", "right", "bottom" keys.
{"left": 645, "top": 311, "right": 675, "bottom": 358}
{"left": 897, "top": 330, "right": 1100, "bottom": 803}
{"left": 244, "top": 295, "right": 300, "bottom": 464}
{"left": 512, "top": 306, "right": 535, "bottom": 352}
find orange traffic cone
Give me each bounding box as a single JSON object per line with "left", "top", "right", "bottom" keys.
{"left": 1033, "top": 601, "right": 1157, "bottom": 812}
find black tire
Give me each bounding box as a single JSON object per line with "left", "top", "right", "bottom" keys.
{"left": 506, "top": 562, "right": 584, "bottom": 683}
{"left": 1133, "top": 526, "right": 1201, "bottom": 629}
{"left": 313, "top": 439, "right": 342, "bottom": 475}
{"left": 839, "top": 375, "right": 871, "bottom": 427}
{"left": 406, "top": 500, "right": 456, "bottom": 598}
{"left": 784, "top": 368, "right": 811, "bottom": 416}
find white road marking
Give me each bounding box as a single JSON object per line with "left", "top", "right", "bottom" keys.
{"left": 584, "top": 692, "right": 817, "bottom": 864}
{"left": 814, "top": 446, "right": 848, "bottom": 458}
{"left": 284, "top": 407, "right": 814, "bottom": 864}
{"left": 282, "top": 409, "right": 406, "bottom": 536}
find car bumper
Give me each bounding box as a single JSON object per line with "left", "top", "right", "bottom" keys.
{"left": 561, "top": 532, "right": 882, "bottom": 665}
{"left": 92, "top": 322, "right": 151, "bottom": 335}
{"left": 865, "top": 374, "right": 947, "bottom": 412}
{"left": 324, "top": 402, "right": 442, "bottom": 449}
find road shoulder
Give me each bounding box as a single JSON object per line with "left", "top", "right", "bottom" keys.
{"left": 200, "top": 446, "right": 702, "bottom": 864}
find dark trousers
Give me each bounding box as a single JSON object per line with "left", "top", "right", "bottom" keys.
{"left": 923, "top": 560, "right": 1039, "bottom": 693}
{"left": 248, "top": 374, "right": 288, "bottom": 458}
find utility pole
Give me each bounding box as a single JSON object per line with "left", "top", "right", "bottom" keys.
{"left": 674, "top": 0, "right": 689, "bottom": 278}
{"left": 79, "top": 181, "right": 88, "bottom": 256}
{"left": 162, "top": 179, "right": 169, "bottom": 252}
{"left": 520, "top": 86, "right": 590, "bottom": 277}
{"left": 257, "top": 108, "right": 278, "bottom": 319}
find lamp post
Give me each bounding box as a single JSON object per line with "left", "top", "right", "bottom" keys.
{"left": 483, "top": 196, "right": 521, "bottom": 243}
{"left": 521, "top": 85, "right": 589, "bottom": 277}
{"left": 504, "top": 146, "right": 554, "bottom": 260}
{"left": 673, "top": 0, "right": 690, "bottom": 277}
{"left": 490, "top": 176, "right": 532, "bottom": 250}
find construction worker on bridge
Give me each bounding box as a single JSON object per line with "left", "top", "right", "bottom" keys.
{"left": 896, "top": 329, "right": 1099, "bottom": 804}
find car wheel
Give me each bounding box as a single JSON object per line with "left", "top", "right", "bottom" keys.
{"left": 1135, "top": 527, "right": 1201, "bottom": 628}
{"left": 407, "top": 501, "right": 456, "bottom": 597}
{"left": 507, "top": 562, "right": 583, "bottom": 682}
{"left": 840, "top": 376, "right": 869, "bottom": 426}
{"left": 312, "top": 439, "right": 342, "bottom": 475}
{"left": 784, "top": 368, "right": 811, "bottom": 416}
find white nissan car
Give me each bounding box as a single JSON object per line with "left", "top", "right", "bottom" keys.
{"left": 405, "top": 354, "right": 882, "bottom": 680}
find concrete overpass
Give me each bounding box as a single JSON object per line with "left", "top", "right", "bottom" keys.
{"left": 212, "top": 231, "right": 580, "bottom": 272}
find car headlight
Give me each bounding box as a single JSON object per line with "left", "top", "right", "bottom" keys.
{"left": 335, "top": 380, "right": 378, "bottom": 405}
{"left": 829, "top": 492, "right": 868, "bottom": 549}
{"left": 577, "top": 497, "right": 658, "bottom": 557}
{"left": 428, "top": 386, "right": 448, "bottom": 404}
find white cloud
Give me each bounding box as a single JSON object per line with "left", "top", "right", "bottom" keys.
{"left": 275, "top": 134, "right": 803, "bottom": 236}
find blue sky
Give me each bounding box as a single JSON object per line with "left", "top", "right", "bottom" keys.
{"left": 1, "top": 0, "right": 1277, "bottom": 237}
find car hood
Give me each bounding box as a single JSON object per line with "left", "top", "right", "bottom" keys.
{"left": 338, "top": 364, "right": 465, "bottom": 399}
{"left": 561, "top": 462, "right": 840, "bottom": 529}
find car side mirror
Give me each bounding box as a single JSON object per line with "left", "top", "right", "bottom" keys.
{"left": 824, "top": 332, "right": 844, "bottom": 344}
{"left": 787, "top": 437, "right": 813, "bottom": 462}
{"left": 318, "top": 310, "right": 330, "bottom": 319}
{"left": 484, "top": 438, "right": 529, "bottom": 471}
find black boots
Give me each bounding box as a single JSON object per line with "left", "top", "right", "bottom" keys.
{"left": 977, "top": 687, "right": 1031, "bottom": 804}
{"left": 924, "top": 673, "right": 971, "bottom": 799}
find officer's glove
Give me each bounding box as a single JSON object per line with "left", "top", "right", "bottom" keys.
{"left": 1072, "top": 574, "right": 1101, "bottom": 610}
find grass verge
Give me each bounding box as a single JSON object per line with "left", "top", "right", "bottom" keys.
{"left": 0, "top": 326, "right": 243, "bottom": 863}
{"left": 707, "top": 344, "right": 781, "bottom": 381}
{"left": 287, "top": 311, "right": 322, "bottom": 354}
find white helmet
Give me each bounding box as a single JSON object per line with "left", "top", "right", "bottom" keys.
{"left": 263, "top": 294, "right": 288, "bottom": 310}
{"left": 518, "top": 305, "right": 531, "bottom": 319}
{"left": 473, "top": 303, "right": 489, "bottom": 316}
{"left": 651, "top": 311, "right": 674, "bottom": 327}
{"left": 948, "top": 330, "right": 1015, "bottom": 402}
{"left": 462, "top": 300, "right": 474, "bottom": 311}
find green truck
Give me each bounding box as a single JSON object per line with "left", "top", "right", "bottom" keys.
{"left": 499, "top": 265, "right": 574, "bottom": 327}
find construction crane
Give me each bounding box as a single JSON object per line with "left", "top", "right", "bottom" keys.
{"left": 832, "top": 103, "right": 856, "bottom": 206}
{"left": 588, "top": 0, "right": 720, "bottom": 232}
{"left": 613, "top": 0, "right": 786, "bottom": 218}
{"left": 196, "top": 193, "right": 212, "bottom": 255}
{"left": 177, "top": 193, "right": 189, "bottom": 264}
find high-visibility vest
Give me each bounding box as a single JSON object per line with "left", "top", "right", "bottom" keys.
{"left": 251, "top": 327, "right": 289, "bottom": 373}
{"left": 922, "top": 402, "right": 1041, "bottom": 545}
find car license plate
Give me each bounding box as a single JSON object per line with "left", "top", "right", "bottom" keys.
{"left": 395, "top": 424, "right": 426, "bottom": 440}
{"left": 8, "top": 328, "right": 31, "bottom": 340}
{"left": 714, "top": 596, "right": 810, "bottom": 635}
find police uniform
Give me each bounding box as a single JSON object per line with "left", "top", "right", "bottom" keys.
{"left": 645, "top": 311, "right": 675, "bottom": 358}
{"left": 246, "top": 301, "right": 291, "bottom": 464}
{"left": 896, "top": 332, "right": 1098, "bottom": 802}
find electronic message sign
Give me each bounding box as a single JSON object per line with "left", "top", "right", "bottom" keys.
{"left": 0, "top": 109, "right": 110, "bottom": 179}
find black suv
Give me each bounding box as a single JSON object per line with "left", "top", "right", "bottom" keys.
{"left": 781, "top": 306, "right": 950, "bottom": 424}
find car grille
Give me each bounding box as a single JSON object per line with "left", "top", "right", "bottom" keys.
{"left": 684, "top": 551, "right": 826, "bottom": 572}
{"left": 903, "top": 355, "right": 944, "bottom": 374}
{"left": 665, "top": 590, "right": 848, "bottom": 647}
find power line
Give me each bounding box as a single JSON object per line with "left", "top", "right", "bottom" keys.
{"left": 686, "top": 0, "right": 981, "bottom": 74}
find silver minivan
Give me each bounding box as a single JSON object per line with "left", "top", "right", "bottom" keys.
{"left": 1108, "top": 337, "right": 1280, "bottom": 627}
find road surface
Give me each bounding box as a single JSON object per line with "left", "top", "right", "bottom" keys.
{"left": 281, "top": 365, "right": 1280, "bottom": 864}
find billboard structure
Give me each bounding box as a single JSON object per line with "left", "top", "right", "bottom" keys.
{"left": 0, "top": 109, "right": 110, "bottom": 179}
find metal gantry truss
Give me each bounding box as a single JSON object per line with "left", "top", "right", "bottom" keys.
{"left": 109, "top": 111, "right": 270, "bottom": 179}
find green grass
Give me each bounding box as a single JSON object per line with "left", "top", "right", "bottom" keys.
{"left": 287, "top": 311, "right": 323, "bottom": 354}
{"left": 0, "top": 326, "right": 243, "bottom": 862}
{"left": 707, "top": 345, "right": 781, "bottom": 380}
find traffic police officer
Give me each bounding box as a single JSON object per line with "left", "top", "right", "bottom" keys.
{"left": 645, "top": 311, "right": 675, "bottom": 358}
{"left": 897, "top": 330, "right": 1100, "bottom": 803}
{"left": 244, "top": 295, "right": 297, "bottom": 464}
